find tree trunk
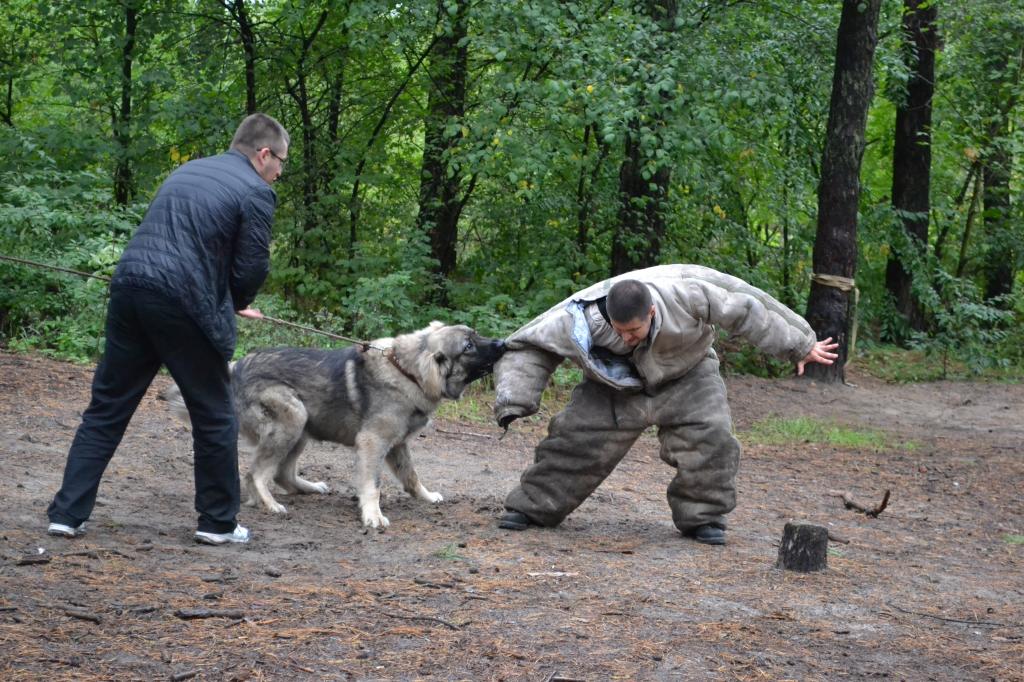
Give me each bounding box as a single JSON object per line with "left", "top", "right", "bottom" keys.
{"left": 609, "top": 0, "right": 677, "bottom": 276}
{"left": 884, "top": 0, "right": 937, "bottom": 339}
{"left": 283, "top": 10, "right": 329, "bottom": 271}
{"left": 804, "top": 0, "right": 882, "bottom": 383}
{"left": 956, "top": 169, "right": 981, "bottom": 278}
{"left": 415, "top": 0, "right": 469, "bottom": 305}
{"left": 982, "top": 143, "right": 1015, "bottom": 301}
{"left": 230, "top": 0, "right": 257, "bottom": 114}
{"left": 2, "top": 76, "right": 12, "bottom": 127}
{"left": 295, "top": 68, "right": 319, "bottom": 240}
{"left": 611, "top": 120, "right": 671, "bottom": 275}
{"left": 348, "top": 33, "right": 438, "bottom": 258}
{"left": 979, "top": 41, "right": 1022, "bottom": 303}
{"left": 113, "top": 3, "right": 137, "bottom": 206}
{"left": 575, "top": 124, "right": 593, "bottom": 258}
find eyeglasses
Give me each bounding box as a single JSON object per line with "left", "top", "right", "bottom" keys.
{"left": 266, "top": 148, "right": 287, "bottom": 166}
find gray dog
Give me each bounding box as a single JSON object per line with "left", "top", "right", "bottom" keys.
{"left": 166, "top": 322, "right": 505, "bottom": 528}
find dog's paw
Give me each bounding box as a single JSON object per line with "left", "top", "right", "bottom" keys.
{"left": 361, "top": 508, "right": 390, "bottom": 528}
{"left": 309, "top": 481, "right": 330, "bottom": 494}
{"left": 266, "top": 501, "right": 288, "bottom": 514}
{"left": 421, "top": 490, "right": 444, "bottom": 504}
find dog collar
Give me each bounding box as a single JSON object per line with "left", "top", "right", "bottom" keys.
{"left": 386, "top": 349, "right": 422, "bottom": 389}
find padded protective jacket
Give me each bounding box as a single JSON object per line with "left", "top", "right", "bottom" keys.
{"left": 111, "top": 149, "right": 275, "bottom": 361}
{"left": 493, "top": 264, "right": 817, "bottom": 424}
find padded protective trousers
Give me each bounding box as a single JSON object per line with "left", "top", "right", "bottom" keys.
{"left": 504, "top": 354, "right": 740, "bottom": 531}
{"left": 47, "top": 286, "right": 240, "bottom": 533}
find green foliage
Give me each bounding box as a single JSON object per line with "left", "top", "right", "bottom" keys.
{"left": 1003, "top": 534, "right": 1024, "bottom": 545}
{"left": 716, "top": 336, "right": 792, "bottom": 379}
{"left": 0, "top": 137, "right": 138, "bottom": 361}
{"left": 908, "top": 271, "right": 1018, "bottom": 379}
{"left": 0, "top": 0, "right": 1019, "bottom": 378}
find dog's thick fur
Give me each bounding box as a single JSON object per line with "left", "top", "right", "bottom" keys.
{"left": 165, "top": 322, "right": 505, "bottom": 527}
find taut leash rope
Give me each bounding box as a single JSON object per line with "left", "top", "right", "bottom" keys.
{"left": 0, "top": 252, "right": 384, "bottom": 350}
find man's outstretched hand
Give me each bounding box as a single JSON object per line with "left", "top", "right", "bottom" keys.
{"left": 797, "top": 337, "right": 840, "bottom": 376}
{"left": 237, "top": 307, "right": 264, "bottom": 320}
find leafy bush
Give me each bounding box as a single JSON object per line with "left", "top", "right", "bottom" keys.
{"left": 909, "top": 270, "right": 1017, "bottom": 379}
{"left": 0, "top": 147, "right": 140, "bottom": 361}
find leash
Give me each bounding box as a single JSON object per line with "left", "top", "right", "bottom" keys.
{"left": 0, "top": 253, "right": 115, "bottom": 283}
{"left": 0, "top": 252, "right": 385, "bottom": 351}
{"left": 254, "top": 314, "right": 385, "bottom": 352}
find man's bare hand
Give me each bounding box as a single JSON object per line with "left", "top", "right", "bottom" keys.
{"left": 797, "top": 337, "right": 840, "bottom": 376}
{"left": 237, "top": 307, "right": 264, "bottom": 320}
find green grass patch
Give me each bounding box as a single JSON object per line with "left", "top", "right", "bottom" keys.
{"left": 742, "top": 415, "right": 905, "bottom": 451}
{"left": 1003, "top": 534, "right": 1024, "bottom": 545}
{"left": 434, "top": 543, "right": 466, "bottom": 561}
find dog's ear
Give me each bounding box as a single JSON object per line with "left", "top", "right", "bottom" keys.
{"left": 434, "top": 350, "right": 447, "bottom": 364}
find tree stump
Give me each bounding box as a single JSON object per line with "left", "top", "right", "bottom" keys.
{"left": 776, "top": 523, "right": 828, "bottom": 572}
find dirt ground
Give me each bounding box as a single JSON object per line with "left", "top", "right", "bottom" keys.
{"left": 0, "top": 349, "right": 1022, "bottom": 681}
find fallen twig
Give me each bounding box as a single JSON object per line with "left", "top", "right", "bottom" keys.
{"left": 16, "top": 554, "right": 51, "bottom": 566}
{"left": 543, "top": 673, "right": 585, "bottom": 682}
{"left": 827, "top": 530, "right": 850, "bottom": 544}
{"left": 64, "top": 548, "right": 131, "bottom": 560}
{"left": 432, "top": 427, "right": 495, "bottom": 441}
{"left": 174, "top": 608, "right": 246, "bottom": 620}
{"left": 829, "top": 489, "right": 890, "bottom": 517}
{"left": 382, "top": 611, "right": 461, "bottom": 630}
{"left": 170, "top": 670, "right": 200, "bottom": 681}
{"left": 200, "top": 574, "right": 238, "bottom": 583}
{"left": 63, "top": 608, "right": 101, "bottom": 624}
{"left": 886, "top": 601, "right": 1012, "bottom": 628}
{"left": 413, "top": 577, "right": 456, "bottom": 589}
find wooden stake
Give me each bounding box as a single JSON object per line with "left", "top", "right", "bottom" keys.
{"left": 777, "top": 523, "right": 829, "bottom": 572}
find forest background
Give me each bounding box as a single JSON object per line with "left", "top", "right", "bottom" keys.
{"left": 0, "top": 0, "right": 1021, "bottom": 383}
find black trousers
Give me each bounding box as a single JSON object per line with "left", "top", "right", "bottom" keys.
{"left": 47, "top": 286, "right": 240, "bottom": 533}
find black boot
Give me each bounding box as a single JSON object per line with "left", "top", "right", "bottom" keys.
{"left": 498, "top": 510, "right": 535, "bottom": 531}
{"left": 683, "top": 524, "right": 726, "bottom": 545}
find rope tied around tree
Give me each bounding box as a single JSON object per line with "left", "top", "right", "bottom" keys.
{"left": 810, "top": 272, "right": 859, "bottom": 367}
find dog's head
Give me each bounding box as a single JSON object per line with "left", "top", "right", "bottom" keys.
{"left": 398, "top": 322, "right": 506, "bottom": 401}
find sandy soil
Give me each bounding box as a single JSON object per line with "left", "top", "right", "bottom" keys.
{"left": 0, "top": 350, "right": 1021, "bottom": 681}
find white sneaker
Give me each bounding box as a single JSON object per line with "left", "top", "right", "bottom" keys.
{"left": 48, "top": 522, "right": 87, "bottom": 538}
{"left": 194, "top": 525, "right": 250, "bottom": 545}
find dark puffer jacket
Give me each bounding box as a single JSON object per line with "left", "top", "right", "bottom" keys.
{"left": 111, "top": 149, "right": 275, "bottom": 361}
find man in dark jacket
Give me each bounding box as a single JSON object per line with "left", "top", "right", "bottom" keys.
{"left": 46, "top": 113, "right": 289, "bottom": 545}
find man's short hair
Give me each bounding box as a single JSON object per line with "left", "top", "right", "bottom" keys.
{"left": 230, "top": 113, "right": 290, "bottom": 157}
{"left": 606, "top": 279, "right": 652, "bottom": 323}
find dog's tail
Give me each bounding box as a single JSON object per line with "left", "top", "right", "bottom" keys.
{"left": 158, "top": 361, "right": 236, "bottom": 426}
{"left": 158, "top": 381, "right": 191, "bottom": 425}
